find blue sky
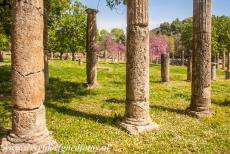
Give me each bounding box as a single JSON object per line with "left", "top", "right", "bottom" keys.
{"left": 79, "top": 0, "right": 230, "bottom": 31}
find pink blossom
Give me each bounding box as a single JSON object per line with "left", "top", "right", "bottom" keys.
{"left": 149, "top": 37, "right": 168, "bottom": 59}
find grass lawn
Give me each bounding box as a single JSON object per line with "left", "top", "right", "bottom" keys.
{"left": 0, "top": 59, "right": 230, "bottom": 153}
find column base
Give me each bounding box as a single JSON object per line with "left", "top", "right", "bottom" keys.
{"left": 186, "top": 108, "right": 213, "bottom": 118}
{"left": 86, "top": 82, "right": 99, "bottom": 89}
{"left": 118, "top": 118, "right": 160, "bottom": 135}
{"left": 0, "top": 105, "right": 58, "bottom": 153}
{"left": 1, "top": 132, "right": 57, "bottom": 153}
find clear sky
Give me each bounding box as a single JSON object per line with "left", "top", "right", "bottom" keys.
{"left": 79, "top": 0, "right": 230, "bottom": 31}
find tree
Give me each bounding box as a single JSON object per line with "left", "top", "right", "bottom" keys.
{"left": 48, "top": 0, "right": 87, "bottom": 60}
{"left": 0, "top": 0, "right": 11, "bottom": 56}
{"left": 95, "top": 33, "right": 126, "bottom": 62}
{"left": 149, "top": 36, "right": 169, "bottom": 82}
{"left": 111, "top": 28, "right": 126, "bottom": 44}
{"left": 106, "top": 0, "right": 126, "bottom": 9}
{"left": 187, "top": 0, "right": 212, "bottom": 117}
{"left": 171, "top": 18, "right": 182, "bottom": 35}
{"left": 159, "top": 22, "right": 171, "bottom": 36}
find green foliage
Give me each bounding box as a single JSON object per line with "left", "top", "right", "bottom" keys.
{"left": 106, "top": 0, "right": 126, "bottom": 9}
{"left": 98, "top": 29, "right": 109, "bottom": 41}
{"left": 110, "top": 28, "right": 125, "bottom": 44}
{"left": 171, "top": 18, "right": 182, "bottom": 34}
{"left": 181, "top": 18, "right": 193, "bottom": 51}
{"left": 160, "top": 22, "right": 171, "bottom": 36}
{"left": 0, "top": 33, "right": 9, "bottom": 50}
{"left": 48, "top": 0, "right": 87, "bottom": 53}
{"left": 0, "top": 0, "right": 11, "bottom": 36}
{"left": 0, "top": 0, "right": 11, "bottom": 50}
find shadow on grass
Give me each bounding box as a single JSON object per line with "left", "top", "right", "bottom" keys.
{"left": 46, "top": 78, "right": 95, "bottom": 104}
{"left": 0, "top": 65, "right": 11, "bottom": 97}
{"left": 212, "top": 99, "right": 230, "bottom": 107}
{"left": 106, "top": 98, "right": 124, "bottom": 104}
{"left": 0, "top": 127, "right": 10, "bottom": 141}
{"left": 150, "top": 104, "right": 187, "bottom": 116}
{"left": 0, "top": 65, "right": 12, "bottom": 138}
{"left": 45, "top": 102, "right": 117, "bottom": 126}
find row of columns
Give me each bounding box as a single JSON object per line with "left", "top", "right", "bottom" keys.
{"left": 1, "top": 0, "right": 213, "bottom": 152}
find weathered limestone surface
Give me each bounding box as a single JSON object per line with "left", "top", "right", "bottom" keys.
{"left": 161, "top": 52, "right": 170, "bottom": 82}
{"left": 1, "top": 0, "right": 57, "bottom": 153}
{"left": 187, "top": 0, "right": 212, "bottom": 118}
{"left": 119, "top": 0, "right": 159, "bottom": 135}
{"left": 187, "top": 50, "right": 192, "bottom": 82}
{"left": 86, "top": 9, "right": 98, "bottom": 88}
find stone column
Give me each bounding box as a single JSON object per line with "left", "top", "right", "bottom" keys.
{"left": 86, "top": 8, "right": 98, "bottom": 89}
{"left": 161, "top": 52, "right": 170, "bottom": 82}
{"left": 211, "top": 63, "right": 216, "bottom": 80}
{"left": 1, "top": 0, "right": 56, "bottom": 153}
{"left": 181, "top": 50, "right": 185, "bottom": 66}
{"left": 226, "top": 52, "right": 230, "bottom": 79}
{"left": 187, "top": 50, "right": 192, "bottom": 82}
{"left": 119, "top": 0, "right": 159, "bottom": 135}
{"left": 187, "top": 0, "right": 212, "bottom": 117}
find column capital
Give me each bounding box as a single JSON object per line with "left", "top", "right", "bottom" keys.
{"left": 86, "top": 8, "right": 98, "bottom": 14}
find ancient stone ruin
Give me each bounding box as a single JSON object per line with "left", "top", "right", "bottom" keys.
{"left": 86, "top": 8, "right": 98, "bottom": 89}
{"left": 187, "top": 0, "right": 213, "bottom": 117}
{"left": 118, "top": 0, "right": 160, "bottom": 135}
{"left": 1, "top": 0, "right": 57, "bottom": 153}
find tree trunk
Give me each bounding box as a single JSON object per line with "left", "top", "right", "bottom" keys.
{"left": 181, "top": 50, "right": 185, "bottom": 66}
{"left": 86, "top": 9, "right": 98, "bottom": 88}
{"left": 72, "top": 51, "right": 76, "bottom": 61}
{"left": 161, "top": 52, "right": 170, "bottom": 82}
{"left": 104, "top": 50, "right": 107, "bottom": 62}
{"left": 222, "top": 52, "right": 226, "bottom": 69}
{"left": 187, "top": 50, "right": 192, "bottom": 82}
{"left": 172, "top": 52, "right": 175, "bottom": 60}
{"left": 0, "top": 51, "right": 3, "bottom": 62}
{"left": 1, "top": 0, "right": 56, "bottom": 152}
{"left": 188, "top": 0, "right": 212, "bottom": 117}
{"left": 119, "top": 0, "right": 159, "bottom": 135}
{"left": 226, "top": 52, "right": 230, "bottom": 79}
{"left": 60, "top": 52, "right": 63, "bottom": 60}
{"left": 216, "top": 52, "right": 219, "bottom": 69}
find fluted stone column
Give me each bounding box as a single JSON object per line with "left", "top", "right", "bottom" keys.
{"left": 1, "top": 0, "right": 56, "bottom": 153}
{"left": 187, "top": 0, "right": 212, "bottom": 117}
{"left": 161, "top": 52, "right": 170, "bottom": 82}
{"left": 86, "top": 9, "right": 98, "bottom": 88}
{"left": 119, "top": 0, "right": 159, "bottom": 135}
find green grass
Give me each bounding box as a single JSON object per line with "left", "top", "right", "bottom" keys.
{"left": 0, "top": 59, "right": 230, "bottom": 153}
